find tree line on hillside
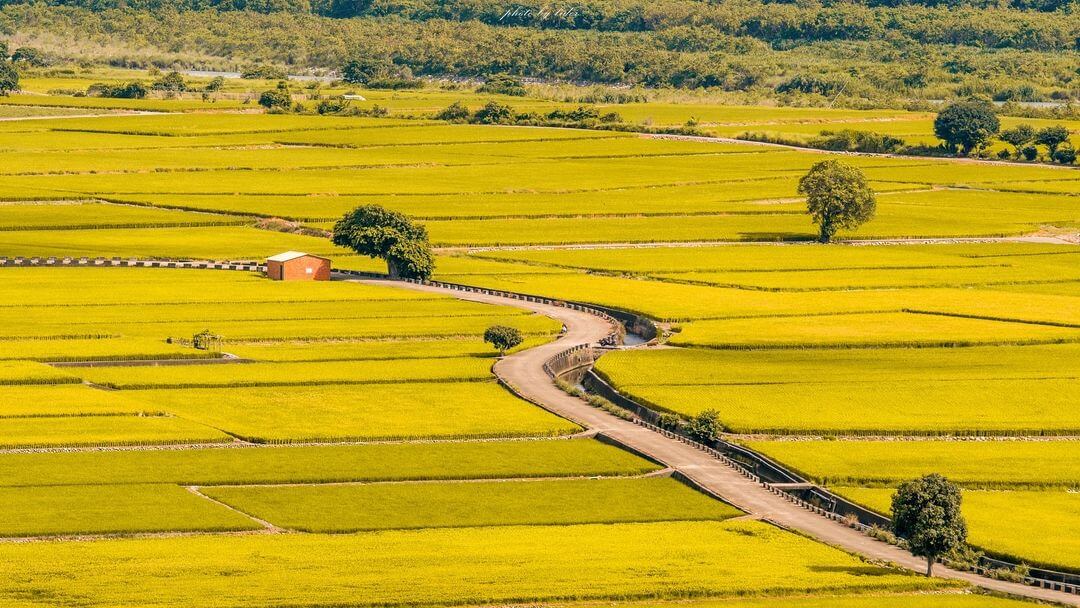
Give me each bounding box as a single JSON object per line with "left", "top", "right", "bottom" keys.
{"left": 6, "top": 0, "right": 1077, "bottom": 50}
{"left": 5, "top": 6, "right": 1077, "bottom": 101}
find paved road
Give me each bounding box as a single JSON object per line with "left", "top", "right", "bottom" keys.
{"left": 356, "top": 277, "right": 1080, "bottom": 607}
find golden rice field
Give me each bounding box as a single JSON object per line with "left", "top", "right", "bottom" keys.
{"left": 0, "top": 80, "right": 1076, "bottom": 607}
{"left": 743, "top": 439, "right": 1080, "bottom": 489}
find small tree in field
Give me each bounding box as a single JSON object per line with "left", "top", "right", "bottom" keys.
{"left": 484, "top": 325, "right": 523, "bottom": 355}
{"left": 891, "top": 474, "right": 967, "bottom": 577}
{"left": 798, "top": 160, "right": 876, "bottom": 243}
{"left": 258, "top": 88, "right": 292, "bottom": 111}
{"left": 934, "top": 100, "right": 999, "bottom": 155}
{"left": 999, "top": 124, "right": 1035, "bottom": 158}
{"left": 1035, "top": 125, "right": 1070, "bottom": 158}
{"left": 331, "top": 205, "right": 434, "bottom": 280}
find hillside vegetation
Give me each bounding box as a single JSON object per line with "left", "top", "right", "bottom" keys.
{"left": 3, "top": 0, "right": 1078, "bottom": 103}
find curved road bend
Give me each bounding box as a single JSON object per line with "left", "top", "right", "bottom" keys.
{"left": 352, "top": 276, "right": 1079, "bottom": 606}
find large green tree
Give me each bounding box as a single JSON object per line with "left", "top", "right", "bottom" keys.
{"left": 891, "top": 474, "right": 967, "bottom": 577}
{"left": 797, "top": 160, "right": 876, "bottom": 243}
{"left": 0, "top": 61, "right": 18, "bottom": 96}
{"left": 933, "top": 100, "right": 1000, "bottom": 155}
{"left": 331, "top": 205, "right": 434, "bottom": 280}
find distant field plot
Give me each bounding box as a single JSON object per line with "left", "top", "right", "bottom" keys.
{"left": 0, "top": 154, "right": 815, "bottom": 197}
{"left": 438, "top": 137, "right": 774, "bottom": 160}
{"left": 75, "top": 356, "right": 494, "bottom": 389}
{"left": 836, "top": 487, "right": 1080, "bottom": 573}
{"left": 273, "top": 124, "right": 631, "bottom": 147}
{"left": 605, "top": 594, "right": 1029, "bottom": 608}
{"left": 654, "top": 262, "right": 1080, "bottom": 291}
{"left": 32, "top": 113, "right": 422, "bottom": 136}
{"left": 609, "top": 104, "right": 922, "bottom": 127}
{"left": 4, "top": 298, "right": 531, "bottom": 328}
{"left": 597, "top": 343, "right": 1079, "bottom": 434}
{"left": 617, "top": 378, "right": 1078, "bottom": 435}
{"left": 596, "top": 343, "right": 1080, "bottom": 386}
{"left": 0, "top": 104, "right": 110, "bottom": 118}
{"left": 0, "top": 226, "right": 334, "bottom": 260}
{"left": 0, "top": 360, "right": 78, "bottom": 385}
{"left": 715, "top": 118, "right": 938, "bottom": 144}
{"left": 226, "top": 337, "right": 510, "bottom": 362}
{"left": 142, "top": 381, "right": 579, "bottom": 442}
{"left": 880, "top": 188, "right": 1080, "bottom": 226}
{"left": 0, "top": 128, "right": 286, "bottom": 153}
{"left": 0, "top": 414, "right": 229, "bottom": 448}
{"left": 861, "top": 163, "right": 1077, "bottom": 187}
{"left": 743, "top": 439, "right": 1080, "bottom": 488}
{"left": 0, "top": 201, "right": 241, "bottom": 230}
{"left": 112, "top": 179, "right": 813, "bottom": 220}
{"left": 0, "top": 144, "right": 493, "bottom": 175}
{"left": 204, "top": 477, "right": 739, "bottom": 532}
{"left": 0, "top": 484, "right": 259, "bottom": 537}
{"left": 0, "top": 384, "right": 161, "bottom": 417}
{"left": 424, "top": 213, "right": 816, "bottom": 246}
{"left": 977, "top": 179, "right": 1080, "bottom": 196}
{"left": 434, "top": 267, "right": 1080, "bottom": 325}
{"left": 19, "top": 312, "right": 561, "bottom": 342}
{"left": 669, "top": 311, "right": 1080, "bottom": 349}
{"left": 0, "top": 94, "right": 247, "bottom": 112}
{"left": 472, "top": 243, "right": 1001, "bottom": 273}
{"left": 0, "top": 438, "right": 658, "bottom": 487}
{"left": 0, "top": 520, "right": 944, "bottom": 607}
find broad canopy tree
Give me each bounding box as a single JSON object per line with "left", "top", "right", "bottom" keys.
{"left": 999, "top": 124, "right": 1035, "bottom": 158}
{"left": 1035, "top": 125, "right": 1070, "bottom": 157}
{"left": 798, "top": 160, "right": 876, "bottom": 243}
{"left": 933, "top": 100, "right": 1000, "bottom": 155}
{"left": 891, "top": 474, "right": 968, "bottom": 577}
{"left": 332, "top": 205, "right": 434, "bottom": 280}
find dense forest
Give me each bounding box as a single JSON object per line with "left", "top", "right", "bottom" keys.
{"left": 1, "top": 0, "right": 1077, "bottom": 102}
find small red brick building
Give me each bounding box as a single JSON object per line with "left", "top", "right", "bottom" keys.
{"left": 265, "top": 251, "right": 331, "bottom": 281}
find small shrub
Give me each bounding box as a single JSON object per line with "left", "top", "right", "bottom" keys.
{"left": 242, "top": 65, "right": 288, "bottom": 80}
{"left": 477, "top": 74, "right": 527, "bottom": 97}
{"left": 437, "top": 101, "right": 471, "bottom": 122}
{"left": 684, "top": 409, "right": 722, "bottom": 443}
{"left": 259, "top": 89, "right": 292, "bottom": 111}
{"left": 483, "top": 325, "right": 523, "bottom": 355}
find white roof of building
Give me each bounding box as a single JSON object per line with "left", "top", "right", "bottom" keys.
{"left": 267, "top": 251, "right": 312, "bottom": 262}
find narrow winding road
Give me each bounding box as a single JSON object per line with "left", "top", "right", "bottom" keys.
{"left": 355, "top": 276, "right": 1080, "bottom": 607}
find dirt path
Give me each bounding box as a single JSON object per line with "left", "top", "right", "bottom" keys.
{"left": 352, "top": 277, "right": 1080, "bottom": 606}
